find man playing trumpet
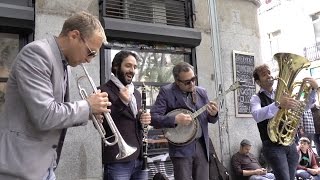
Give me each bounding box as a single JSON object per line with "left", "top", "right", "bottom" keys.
{"left": 0, "top": 11, "right": 110, "bottom": 180}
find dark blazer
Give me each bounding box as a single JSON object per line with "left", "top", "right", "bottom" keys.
{"left": 150, "top": 83, "right": 218, "bottom": 161}
{"left": 99, "top": 80, "right": 143, "bottom": 163}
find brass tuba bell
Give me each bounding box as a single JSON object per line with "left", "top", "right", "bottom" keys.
{"left": 267, "top": 53, "right": 312, "bottom": 146}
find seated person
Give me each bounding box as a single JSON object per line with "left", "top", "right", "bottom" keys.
{"left": 231, "top": 139, "right": 275, "bottom": 180}
{"left": 296, "top": 137, "right": 320, "bottom": 180}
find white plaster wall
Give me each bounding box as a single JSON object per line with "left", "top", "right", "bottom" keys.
{"left": 194, "top": 0, "right": 263, "bottom": 176}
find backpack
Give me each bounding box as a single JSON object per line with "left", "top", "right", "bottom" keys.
{"left": 209, "top": 138, "right": 230, "bottom": 180}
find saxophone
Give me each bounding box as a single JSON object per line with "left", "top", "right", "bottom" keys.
{"left": 267, "top": 53, "right": 312, "bottom": 146}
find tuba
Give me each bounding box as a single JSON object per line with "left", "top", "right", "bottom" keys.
{"left": 267, "top": 53, "right": 312, "bottom": 146}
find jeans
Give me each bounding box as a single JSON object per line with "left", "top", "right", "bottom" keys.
{"left": 262, "top": 140, "right": 299, "bottom": 180}
{"left": 104, "top": 159, "right": 148, "bottom": 180}
{"left": 314, "top": 134, "right": 320, "bottom": 156}
{"left": 296, "top": 169, "right": 320, "bottom": 180}
{"left": 170, "top": 139, "right": 208, "bottom": 180}
{"left": 249, "top": 173, "right": 275, "bottom": 180}
{"left": 42, "top": 167, "right": 56, "bottom": 180}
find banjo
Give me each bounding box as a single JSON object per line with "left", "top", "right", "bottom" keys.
{"left": 163, "top": 81, "right": 243, "bottom": 146}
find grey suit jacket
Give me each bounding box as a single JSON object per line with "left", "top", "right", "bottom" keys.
{"left": 0, "top": 36, "right": 90, "bottom": 180}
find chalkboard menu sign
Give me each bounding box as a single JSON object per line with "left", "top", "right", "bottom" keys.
{"left": 232, "top": 50, "right": 256, "bottom": 117}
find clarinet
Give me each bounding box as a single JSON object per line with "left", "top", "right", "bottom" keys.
{"left": 141, "top": 82, "right": 149, "bottom": 171}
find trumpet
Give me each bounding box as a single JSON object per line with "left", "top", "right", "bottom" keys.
{"left": 77, "top": 64, "right": 137, "bottom": 159}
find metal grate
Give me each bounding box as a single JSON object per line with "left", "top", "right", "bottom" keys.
{"left": 103, "top": 0, "right": 190, "bottom": 27}
{"left": 147, "top": 153, "right": 174, "bottom": 179}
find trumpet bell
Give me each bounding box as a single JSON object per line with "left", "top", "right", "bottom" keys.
{"left": 116, "top": 142, "right": 137, "bottom": 160}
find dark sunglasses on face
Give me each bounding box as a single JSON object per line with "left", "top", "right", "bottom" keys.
{"left": 178, "top": 76, "right": 197, "bottom": 85}
{"left": 80, "top": 35, "right": 97, "bottom": 58}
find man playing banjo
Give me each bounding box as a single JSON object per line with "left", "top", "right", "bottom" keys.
{"left": 150, "top": 62, "right": 219, "bottom": 180}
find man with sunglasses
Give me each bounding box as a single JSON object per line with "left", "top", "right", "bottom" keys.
{"left": 0, "top": 11, "right": 110, "bottom": 180}
{"left": 151, "top": 62, "right": 219, "bottom": 180}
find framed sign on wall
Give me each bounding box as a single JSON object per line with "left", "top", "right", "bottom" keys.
{"left": 232, "top": 50, "right": 256, "bottom": 117}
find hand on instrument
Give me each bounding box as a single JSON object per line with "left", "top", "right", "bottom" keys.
{"left": 303, "top": 77, "right": 319, "bottom": 90}
{"left": 207, "top": 101, "right": 218, "bottom": 116}
{"left": 140, "top": 110, "right": 151, "bottom": 126}
{"left": 175, "top": 113, "right": 192, "bottom": 126}
{"left": 278, "top": 93, "right": 299, "bottom": 109}
{"left": 86, "top": 90, "right": 111, "bottom": 114}
{"left": 93, "top": 114, "right": 104, "bottom": 124}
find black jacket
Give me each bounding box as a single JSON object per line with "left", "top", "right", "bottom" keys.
{"left": 99, "top": 80, "right": 143, "bottom": 163}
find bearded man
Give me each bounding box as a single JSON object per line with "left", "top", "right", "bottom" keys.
{"left": 99, "top": 50, "right": 151, "bottom": 180}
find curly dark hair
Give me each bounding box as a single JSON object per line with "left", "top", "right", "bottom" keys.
{"left": 111, "top": 51, "right": 138, "bottom": 74}
{"left": 252, "top": 64, "right": 270, "bottom": 81}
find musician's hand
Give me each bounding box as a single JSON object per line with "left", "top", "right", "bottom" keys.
{"left": 87, "top": 90, "right": 111, "bottom": 114}
{"left": 140, "top": 111, "right": 151, "bottom": 126}
{"left": 93, "top": 114, "right": 104, "bottom": 124}
{"left": 303, "top": 77, "right": 319, "bottom": 90}
{"left": 175, "top": 113, "right": 192, "bottom": 126}
{"left": 279, "top": 94, "right": 299, "bottom": 109}
{"left": 207, "top": 101, "right": 218, "bottom": 116}
{"left": 119, "top": 87, "right": 130, "bottom": 104}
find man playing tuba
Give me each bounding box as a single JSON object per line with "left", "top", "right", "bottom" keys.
{"left": 250, "top": 63, "right": 318, "bottom": 180}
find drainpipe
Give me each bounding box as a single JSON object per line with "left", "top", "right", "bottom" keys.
{"left": 207, "top": 0, "right": 230, "bottom": 163}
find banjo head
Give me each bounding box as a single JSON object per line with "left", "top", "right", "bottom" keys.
{"left": 163, "top": 108, "right": 198, "bottom": 146}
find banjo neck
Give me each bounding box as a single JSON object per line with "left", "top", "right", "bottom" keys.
{"left": 190, "top": 81, "right": 243, "bottom": 119}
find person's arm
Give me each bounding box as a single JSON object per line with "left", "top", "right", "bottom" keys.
{"left": 231, "top": 154, "right": 264, "bottom": 177}
{"left": 16, "top": 43, "right": 90, "bottom": 130}
{"left": 250, "top": 94, "right": 279, "bottom": 123}
{"left": 202, "top": 89, "right": 218, "bottom": 124}
{"left": 303, "top": 77, "right": 318, "bottom": 110}
{"left": 242, "top": 169, "right": 266, "bottom": 176}
{"left": 231, "top": 155, "right": 244, "bottom": 176}
{"left": 310, "top": 150, "right": 319, "bottom": 170}
{"left": 306, "top": 90, "right": 317, "bottom": 109}
{"left": 150, "top": 87, "right": 176, "bottom": 129}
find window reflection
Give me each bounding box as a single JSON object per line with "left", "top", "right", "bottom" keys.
{"left": 0, "top": 33, "right": 19, "bottom": 80}
{"left": 0, "top": 33, "right": 19, "bottom": 115}
{"left": 110, "top": 50, "right": 185, "bottom": 83}
{"left": 109, "top": 49, "right": 188, "bottom": 156}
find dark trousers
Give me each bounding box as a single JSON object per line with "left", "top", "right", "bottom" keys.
{"left": 170, "top": 139, "right": 209, "bottom": 180}
{"left": 262, "top": 140, "right": 299, "bottom": 180}
{"left": 314, "top": 134, "right": 320, "bottom": 156}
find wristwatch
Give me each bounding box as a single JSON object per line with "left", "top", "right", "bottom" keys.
{"left": 275, "top": 101, "right": 281, "bottom": 109}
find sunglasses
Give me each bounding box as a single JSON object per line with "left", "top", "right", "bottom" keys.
{"left": 80, "top": 35, "right": 97, "bottom": 58}
{"left": 178, "top": 75, "right": 197, "bottom": 85}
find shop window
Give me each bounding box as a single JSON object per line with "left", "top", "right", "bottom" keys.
{"left": 0, "top": 0, "right": 34, "bottom": 120}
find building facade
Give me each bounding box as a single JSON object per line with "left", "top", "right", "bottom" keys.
{"left": 0, "top": 0, "right": 263, "bottom": 179}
